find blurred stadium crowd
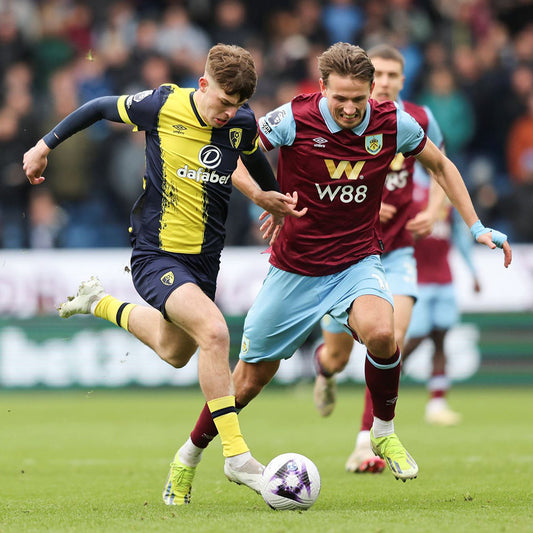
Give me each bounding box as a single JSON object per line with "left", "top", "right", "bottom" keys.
{"left": 1, "top": 0, "right": 533, "bottom": 248}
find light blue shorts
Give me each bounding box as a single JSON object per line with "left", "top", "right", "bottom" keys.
{"left": 321, "top": 247, "right": 417, "bottom": 334}
{"left": 406, "top": 283, "right": 458, "bottom": 338}
{"left": 240, "top": 255, "right": 393, "bottom": 363}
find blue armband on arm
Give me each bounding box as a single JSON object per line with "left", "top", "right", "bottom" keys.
{"left": 43, "top": 96, "right": 121, "bottom": 149}
{"left": 470, "top": 220, "right": 507, "bottom": 248}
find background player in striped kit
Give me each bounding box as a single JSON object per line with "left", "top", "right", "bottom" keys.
{"left": 23, "top": 44, "right": 305, "bottom": 506}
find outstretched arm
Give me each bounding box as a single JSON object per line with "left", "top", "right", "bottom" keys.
{"left": 415, "top": 139, "right": 512, "bottom": 267}
{"left": 23, "top": 96, "right": 122, "bottom": 185}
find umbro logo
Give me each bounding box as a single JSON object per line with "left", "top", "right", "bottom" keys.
{"left": 313, "top": 137, "right": 328, "bottom": 148}
{"left": 173, "top": 124, "right": 187, "bottom": 134}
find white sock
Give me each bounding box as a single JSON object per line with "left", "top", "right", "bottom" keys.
{"left": 177, "top": 437, "right": 203, "bottom": 467}
{"left": 356, "top": 430, "right": 371, "bottom": 448}
{"left": 226, "top": 450, "right": 251, "bottom": 469}
{"left": 372, "top": 417, "right": 394, "bottom": 438}
{"left": 427, "top": 397, "right": 447, "bottom": 413}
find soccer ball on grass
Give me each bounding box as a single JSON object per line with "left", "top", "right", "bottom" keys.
{"left": 260, "top": 453, "right": 321, "bottom": 510}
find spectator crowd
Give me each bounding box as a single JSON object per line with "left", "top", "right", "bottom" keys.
{"left": 1, "top": 0, "right": 533, "bottom": 248}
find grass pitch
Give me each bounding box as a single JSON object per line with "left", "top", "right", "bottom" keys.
{"left": 1, "top": 384, "right": 532, "bottom": 533}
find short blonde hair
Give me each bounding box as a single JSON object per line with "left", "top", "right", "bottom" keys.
{"left": 205, "top": 43, "right": 257, "bottom": 101}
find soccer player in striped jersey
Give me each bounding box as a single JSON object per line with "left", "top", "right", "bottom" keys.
{"left": 172, "top": 42, "right": 511, "bottom": 497}
{"left": 23, "top": 44, "right": 304, "bottom": 506}
{"left": 313, "top": 44, "right": 448, "bottom": 474}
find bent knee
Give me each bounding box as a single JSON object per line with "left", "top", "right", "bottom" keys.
{"left": 200, "top": 320, "right": 230, "bottom": 351}
{"left": 365, "top": 327, "right": 396, "bottom": 357}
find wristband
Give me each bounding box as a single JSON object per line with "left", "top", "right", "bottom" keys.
{"left": 470, "top": 220, "right": 507, "bottom": 248}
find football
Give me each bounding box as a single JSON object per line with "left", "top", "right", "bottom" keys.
{"left": 260, "top": 453, "right": 321, "bottom": 510}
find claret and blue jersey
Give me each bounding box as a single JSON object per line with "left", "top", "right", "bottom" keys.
{"left": 117, "top": 84, "right": 258, "bottom": 256}
{"left": 257, "top": 93, "right": 427, "bottom": 277}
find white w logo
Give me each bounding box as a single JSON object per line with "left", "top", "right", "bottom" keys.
{"left": 324, "top": 159, "right": 365, "bottom": 180}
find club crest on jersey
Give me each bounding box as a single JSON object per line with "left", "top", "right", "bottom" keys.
{"left": 241, "top": 335, "right": 250, "bottom": 354}
{"left": 229, "top": 128, "right": 242, "bottom": 149}
{"left": 365, "top": 134, "right": 383, "bottom": 155}
{"left": 160, "top": 271, "right": 174, "bottom": 286}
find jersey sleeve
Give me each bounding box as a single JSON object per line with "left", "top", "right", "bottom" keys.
{"left": 236, "top": 103, "right": 260, "bottom": 155}
{"left": 423, "top": 106, "right": 444, "bottom": 149}
{"left": 257, "top": 102, "right": 296, "bottom": 150}
{"left": 396, "top": 107, "right": 427, "bottom": 157}
{"left": 117, "top": 88, "right": 163, "bottom": 132}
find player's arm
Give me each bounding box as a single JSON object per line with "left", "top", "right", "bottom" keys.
{"left": 415, "top": 139, "right": 511, "bottom": 267}
{"left": 232, "top": 157, "right": 307, "bottom": 244}
{"left": 23, "top": 96, "right": 122, "bottom": 185}
{"left": 406, "top": 109, "right": 448, "bottom": 239}
{"left": 452, "top": 211, "right": 481, "bottom": 292}
{"left": 405, "top": 174, "right": 447, "bottom": 240}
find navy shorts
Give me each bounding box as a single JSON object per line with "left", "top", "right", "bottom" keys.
{"left": 130, "top": 248, "right": 220, "bottom": 317}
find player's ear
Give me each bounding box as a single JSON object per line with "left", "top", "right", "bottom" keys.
{"left": 319, "top": 78, "right": 327, "bottom": 95}
{"left": 198, "top": 76, "right": 209, "bottom": 92}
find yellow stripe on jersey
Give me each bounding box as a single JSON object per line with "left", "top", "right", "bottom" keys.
{"left": 117, "top": 95, "right": 134, "bottom": 125}
{"left": 157, "top": 88, "right": 211, "bottom": 253}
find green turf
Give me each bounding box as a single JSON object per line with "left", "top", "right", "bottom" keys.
{"left": 1, "top": 385, "right": 532, "bottom": 532}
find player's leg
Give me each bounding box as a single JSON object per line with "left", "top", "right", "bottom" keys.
{"left": 177, "top": 359, "right": 281, "bottom": 495}
{"left": 350, "top": 294, "right": 418, "bottom": 481}
{"left": 346, "top": 249, "right": 417, "bottom": 474}
{"left": 161, "top": 283, "right": 266, "bottom": 502}
{"left": 344, "top": 386, "right": 386, "bottom": 473}
{"left": 175, "top": 266, "right": 330, "bottom": 498}
{"left": 425, "top": 328, "right": 461, "bottom": 425}
{"left": 424, "top": 283, "right": 461, "bottom": 426}
{"left": 393, "top": 294, "right": 416, "bottom": 352}
{"left": 59, "top": 275, "right": 200, "bottom": 364}
{"left": 401, "top": 335, "right": 425, "bottom": 362}
{"left": 313, "top": 319, "right": 354, "bottom": 417}
{"left": 345, "top": 292, "right": 413, "bottom": 474}
{"left": 402, "top": 283, "right": 433, "bottom": 364}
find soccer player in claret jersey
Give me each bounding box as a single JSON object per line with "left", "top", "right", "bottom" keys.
{"left": 403, "top": 178, "right": 481, "bottom": 426}
{"left": 313, "top": 44, "right": 448, "bottom": 474}
{"left": 23, "top": 44, "right": 305, "bottom": 506}
{"left": 160, "top": 42, "right": 511, "bottom": 500}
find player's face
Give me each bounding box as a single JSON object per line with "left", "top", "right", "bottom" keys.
{"left": 320, "top": 73, "right": 373, "bottom": 129}
{"left": 196, "top": 75, "right": 246, "bottom": 128}
{"left": 371, "top": 57, "right": 404, "bottom": 103}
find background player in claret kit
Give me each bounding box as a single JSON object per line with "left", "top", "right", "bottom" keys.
{"left": 22, "top": 44, "right": 305, "bottom": 506}
{"left": 167, "top": 42, "right": 512, "bottom": 503}
{"left": 312, "top": 44, "right": 447, "bottom": 474}
{"left": 402, "top": 178, "right": 481, "bottom": 426}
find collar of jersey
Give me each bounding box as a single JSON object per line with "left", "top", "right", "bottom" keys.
{"left": 319, "top": 97, "right": 371, "bottom": 136}
{"left": 189, "top": 90, "right": 208, "bottom": 127}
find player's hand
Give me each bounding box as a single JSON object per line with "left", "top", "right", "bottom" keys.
{"left": 258, "top": 212, "right": 283, "bottom": 245}
{"left": 255, "top": 190, "right": 307, "bottom": 220}
{"left": 476, "top": 232, "right": 512, "bottom": 268}
{"left": 379, "top": 202, "right": 396, "bottom": 224}
{"left": 23, "top": 139, "right": 51, "bottom": 185}
{"left": 405, "top": 209, "right": 436, "bottom": 240}
{"left": 470, "top": 221, "right": 512, "bottom": 268}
